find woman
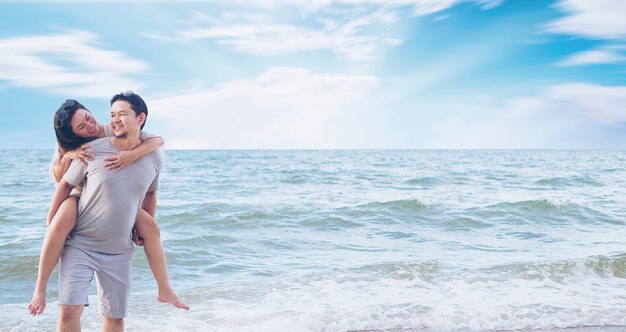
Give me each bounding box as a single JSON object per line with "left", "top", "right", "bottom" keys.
{"left": 28, "top": 99, "right": 189, "bottom": 315}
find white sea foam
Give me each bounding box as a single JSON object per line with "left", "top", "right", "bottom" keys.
{"left": 104, "top": 270, "right": 626, "bottom": 331}
{"left": 12, "top": 260, "right": 626, "bottom": 332}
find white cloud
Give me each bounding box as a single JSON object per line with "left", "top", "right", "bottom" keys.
{"left": 148, "top": 74, "right": 626, "bottom": 149}
{"left": 546, "top": 1, "right": 626, "bottom": 66}
{"left": 558, "top": 47, "right": 626, "bottom": 66}
{"left": 542, "top": 83, "right": 626, "bottom": 126}
{"left": 235, "top": 0, "right": 502, "bottom": 13}
{"left": 148, "top": 67, "right": 380, "bottom": 149}
{"left": 545, "top": 0, "right": 626, "bottom": 40}
{"left": 426, "top": 83, "right": 626, "bottom": 148}
{"left": 180, "top": 9, "right": 401, "bottom": 60}
{"left": 476, "top": 0, "right": 502, "bottom": 10}
{"left": 231, "top": 0, "right": 457, "bottom": 14}
{"left": 0, "top": 30, "right": 148, "bottom": 98}
{"left": 166, "top": 0, "right": 501, "bottom": 60}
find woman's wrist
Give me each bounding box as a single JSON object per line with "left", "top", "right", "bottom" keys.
{"left": 130, "top": 150, "right": 140, "bottom": 163}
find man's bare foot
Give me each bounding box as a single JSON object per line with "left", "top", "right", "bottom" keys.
{"left": 28, "top": 288, "right": 46, "bottom": 316}
{"left": 158, "top": 289, "right": 190, "bottom": 310}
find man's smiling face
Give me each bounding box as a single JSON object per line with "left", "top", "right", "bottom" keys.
{"left": 110, "top": 100, "right": 144, "bottom": 139}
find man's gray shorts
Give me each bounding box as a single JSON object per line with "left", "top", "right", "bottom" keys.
{"left": 58, "top": 246, "right": 134, "bottom": 318}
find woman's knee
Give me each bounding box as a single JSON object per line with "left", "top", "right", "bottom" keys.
{"left": 136, "top": 210, "right": 160, "bottom": 238}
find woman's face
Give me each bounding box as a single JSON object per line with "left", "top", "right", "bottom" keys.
{"left": 70, "top": 108, "right": 100, "bottom": 138}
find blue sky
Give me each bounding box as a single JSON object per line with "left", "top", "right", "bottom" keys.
{"left": 1, "top": 0, "right": 625, "bottom": 149}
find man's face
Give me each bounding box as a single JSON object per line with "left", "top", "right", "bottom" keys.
{"left": 110, "top": 100, "right": 144, "bottom": 139}
{"left": 71, "top": 108, "right": 100, "bottom": 138}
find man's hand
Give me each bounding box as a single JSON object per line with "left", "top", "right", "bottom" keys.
{"left": 131, "top": 226, "right": 144, "bottom": 246}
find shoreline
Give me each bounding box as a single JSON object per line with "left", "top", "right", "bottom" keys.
{"left": 351, "top": 326, "right": 626, "bottom": 332}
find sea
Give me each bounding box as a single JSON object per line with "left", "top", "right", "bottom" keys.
{"left": 1, "top": 149, "right": 626, "bottom": 332}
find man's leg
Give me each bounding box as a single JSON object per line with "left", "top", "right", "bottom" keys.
{"left": 58, "top": 247, "right": 94, "bottom": 332}
{"left": 102, "top": 317, "right": 124, "bottom": 332}
{"left": 57, "top": 304, "right": 84, "bottom": 332}
{"left": 95, "top": 251, "right": 133, "bottom": 324}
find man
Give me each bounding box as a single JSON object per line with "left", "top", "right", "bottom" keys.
{"left": 46, "top": 91, "right": 162, "bottom": 331}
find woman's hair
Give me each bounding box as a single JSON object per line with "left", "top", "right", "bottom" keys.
{"left": 54, "top": 99, "right": 90, "bottom": 151}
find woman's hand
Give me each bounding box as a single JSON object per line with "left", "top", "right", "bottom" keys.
{"left": 63, "top": 144, "right": 94, "bottom": 165}
{"left": 105, "top": 150, "right": 138, "bottom": 172}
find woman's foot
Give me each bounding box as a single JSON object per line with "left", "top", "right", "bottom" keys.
{"left": 158, "top": 289, "right": 190, "bottom": 310}
{"left": 28, "top": 288, "right": 46, "bottom": 315}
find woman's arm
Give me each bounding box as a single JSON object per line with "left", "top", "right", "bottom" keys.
{"left": 51, "top": 146, "right": 93, "bottom": 183}
{"left": 51, "top": 151, "right": 71, "bottom": 183}
{"left": 105, "top": 136, "right": 164, "bottom": 172}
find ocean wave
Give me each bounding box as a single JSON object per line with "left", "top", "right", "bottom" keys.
{"left": 232, "top": 210, "right": 273, "bottom": 221}
{"left": 0, "top": 181, "right": 27, "bottom": 188}
{"left": 347, "top": 261, "right": 441, "bottom": 282}
{"left": 440, "top": 216, "right": 493, "bottom": 230}
{"left": 0, "top": 180, "right": 49, "bottom": 189}
{"left": 160, "top": 205, "right": 279, "bottom": 230}
{"left": 159, "top": 202, "right": 232, "bottom": 221}
{"left": 535, "top": 175, "right": 604, "bottom": 187}
{"left": 166, "top": 233, "right": 238, "bottom": 247}
{"left": 333, "top": 199, "right": 434, "bottom": 224}
{"left": 357, "top": 199, "right": 431, "bottom": 214}
{"left": 276, "top": 169, "right": 342, "bottom": 185}
{"left": 299, "top": 215, "right": 363, "bottom": 230}
{"left": 0, "top": 254, "right": 39, "bottom": 280}
{"left": 489, "top": 199, "right": 564, "bottom": 212}
{"left": 475, "top": 199, "right": 623, "bottom": 226}
{"left": 504, "top": 231, "right": 546, "bottom": 240}
{"left": 374, "top": 230, "right": 419, "bottom": 240}
{"left": 279, "top": 174, "right": 309, "bottom": 184}
{"left": 489, "top": 254, "right": 626, "bottom": 281}
{"left": 404, "top": 176, "right": 439, "bottom": 186}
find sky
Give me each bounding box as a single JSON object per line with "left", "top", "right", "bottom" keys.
{"left": 0, "top": 0, "right": 625, "bottom": 149}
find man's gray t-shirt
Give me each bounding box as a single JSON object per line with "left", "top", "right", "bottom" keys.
{"left": 63, "top": 137, "right": 163, "bottom": 254}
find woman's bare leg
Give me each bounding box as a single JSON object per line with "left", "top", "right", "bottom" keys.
{"left": 134, "top": 209, "right": 189, "bottom": 310}
{"left": 28, "top": 196, "right": 78, "bottom": 316}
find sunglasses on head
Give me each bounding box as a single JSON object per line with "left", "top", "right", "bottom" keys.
{"left": 55, "top": 99, "right": 76, "bottom": 128}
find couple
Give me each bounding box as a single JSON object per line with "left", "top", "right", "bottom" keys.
{"left": 28, "top": 91, "right": 188, "bottom": 331}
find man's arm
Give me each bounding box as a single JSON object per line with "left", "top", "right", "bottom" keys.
{"left": 46, "top": 179, "right": 75, "bottom": 226}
